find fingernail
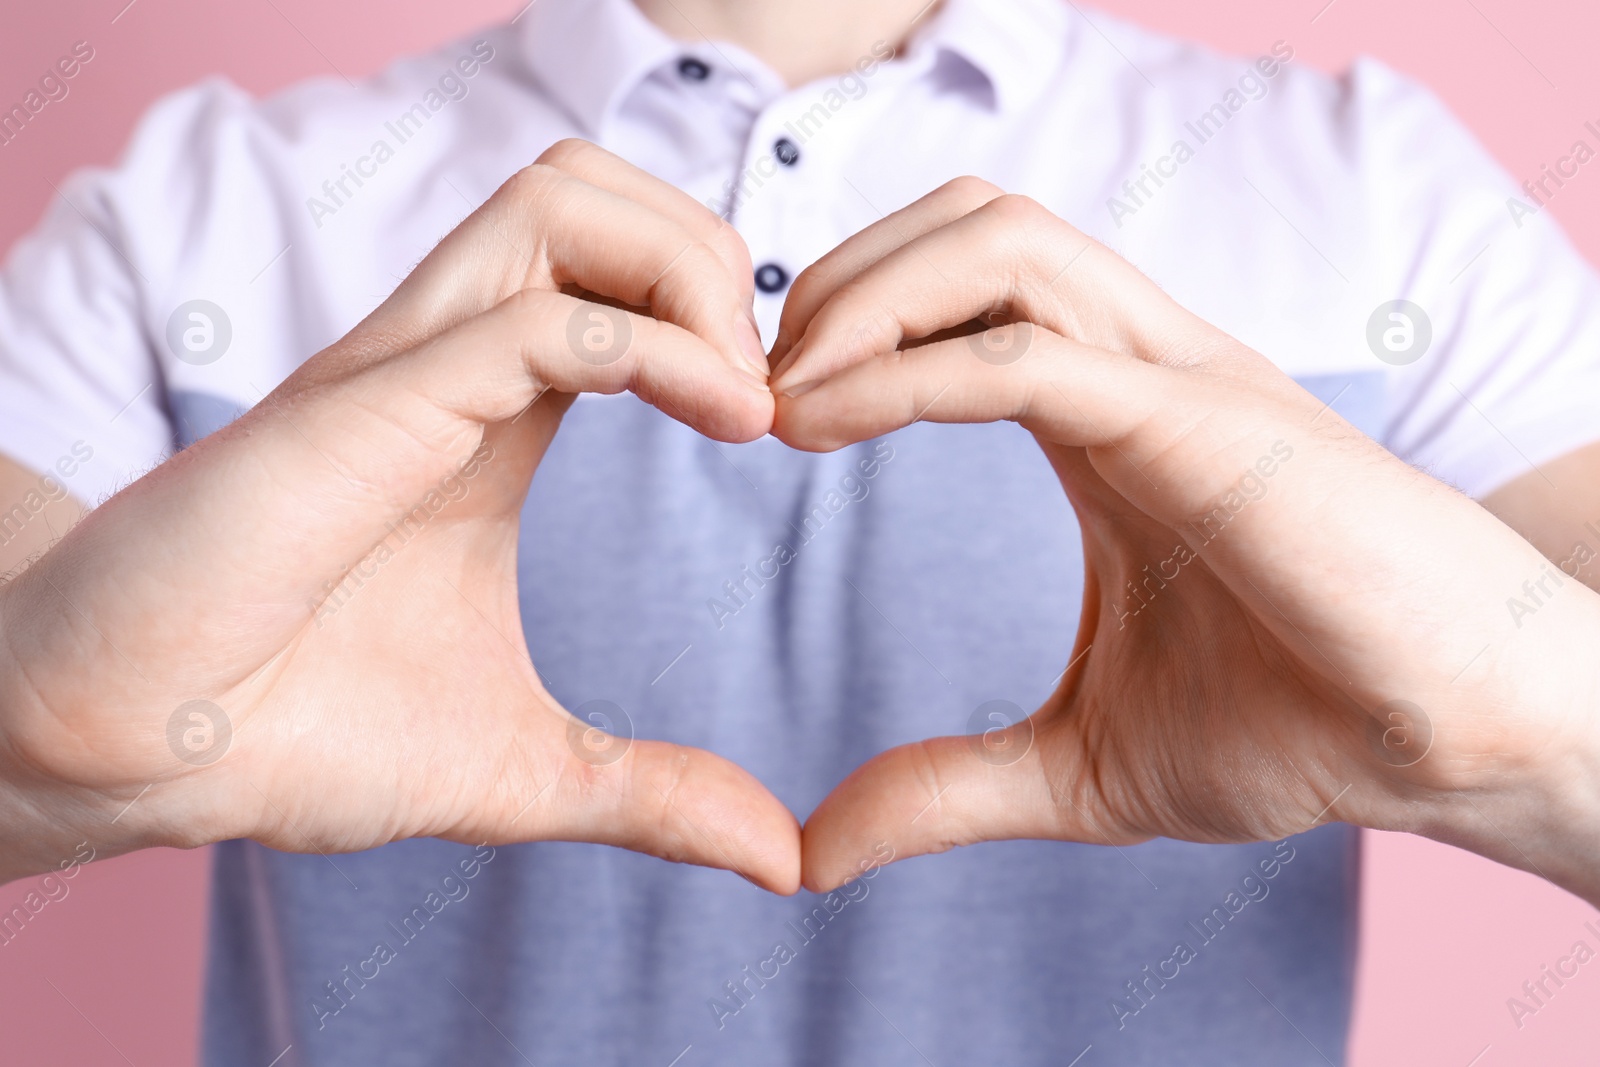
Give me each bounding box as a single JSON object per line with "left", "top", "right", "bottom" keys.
{"left": 735, "top": 314, "right": 769, "bottom": 376}
{"left": 780, "top": 377, "right": 820, "bottom": 399}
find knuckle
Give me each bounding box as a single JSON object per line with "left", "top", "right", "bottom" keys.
{"left": 906, "top": 738, "right": 952, "bottom": 810}
{"left": 904, "top": 738, "right": 978, "bottom": 851}
{"left": 832, "top": 280, "right": 899, "bottom": 349}
{"left": 498, "top": 285, "right": 550, "bottom": 323}
{"left": 675, "top": 240, "right": 725, "bottom": 279}
{"left": 786, "top": 258, "right": 834, "bottom": 303}
{"left": 986, "top": 192, "right": 1050, "bottom": 227}
{"left": 660, "top": 243, "right": 734, "bottom": 309}
{"left": 502, "top": 162, "right": 568, "bottom": 211}
{"left": 779, "top": 272, "right": 827, "bottom": 333}
{"left": 708, "top": 217, "right": 755, "bottom": 277}
{"left": 533, "top": 137, "right": 597, "bottom": 170}
{"left": 981, "top": 195, "right": 1076, "bottom": 282}
{"left": 651, "top": 747, "right": 694, "bottom": 832}
{"left": 938, "top": 174, "right": 1006, "bottom": 210}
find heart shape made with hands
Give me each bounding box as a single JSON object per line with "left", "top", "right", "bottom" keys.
{"left": 12, "top": 141, "right": 1565, "bottom": 899}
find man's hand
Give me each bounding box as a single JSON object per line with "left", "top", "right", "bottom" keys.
{"left": 0, "top": 141, "right": 802, "bottom": 893}
{"left": 771, "top": 177, "right": 1600, "bottom": 904}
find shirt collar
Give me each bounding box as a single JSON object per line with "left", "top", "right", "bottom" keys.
{"left": 515, "top": 0, "right": 1070, "bottom": 137}
{"left": 909, "top": 0, "right": 1070, "bottom": 113}
{"left": 516, "top": 0, "right": 682, "bottom": 137}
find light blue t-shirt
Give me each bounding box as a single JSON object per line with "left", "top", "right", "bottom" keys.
{"left": 194, "top": 372, "right": 1375, "bottom": 1066}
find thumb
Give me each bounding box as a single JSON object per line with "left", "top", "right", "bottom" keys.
{"left": 800, "top": 721, "right": 1132, "bottom": 892}
{"left": 499, "top": 705, "right": 803, "bottom": 894}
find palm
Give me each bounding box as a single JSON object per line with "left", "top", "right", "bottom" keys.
{"left": 12, "top": 402, "right": 549, "bottom": 845}
{"left": 214, "top": 445, "right": 550, "bottom": 854}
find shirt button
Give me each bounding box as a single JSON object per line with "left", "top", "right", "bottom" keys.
{"left": 755, "top": 263, "right": 789, "bottom": 293}
{"left": 773, "top": 137, "right": 800, "bottom": 166}
{"left": 677, "top": 57, "right": 711, "bottom": 82}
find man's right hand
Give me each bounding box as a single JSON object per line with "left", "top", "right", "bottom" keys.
{"left": 0, "top": 141, "right": 802, "bottom": 893}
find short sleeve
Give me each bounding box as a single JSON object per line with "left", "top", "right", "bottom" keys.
{"left": 0, "top": 80, "right": 257, "bottom": 507}
{"left": 1356, "top": 59, "right": 1600, "bottom": 499}
{"left": 0, "top": 177, "right": 167, "bottom": 505}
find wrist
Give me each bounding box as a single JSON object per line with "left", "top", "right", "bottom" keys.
{"left": 1416, "top": 612, "right": 1600, "bottom": 906}
{"left": 0, "top": 783, "right": 101, "bottom": 888}
{"left": 1434, "top": 746, "right": 1600, "bottom": 907}
{"left": 0, "top": 579, "right": 122, "bottom": 886}
{"left": 1510, "top": 692, "right": 1600, "bottom": 905}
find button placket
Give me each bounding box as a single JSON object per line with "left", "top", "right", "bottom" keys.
{"left": 728, "top": 62, "right": 913, "bottom": 342}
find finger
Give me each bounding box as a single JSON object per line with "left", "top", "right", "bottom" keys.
{"left": 770, "top": 195, "right": 1185, "bottom": 397}
{"left": 535, "top": 139, "right": 758, "bottom": 314}
{"left": 771, "top": 325, "right": 1163, "bottom": 453}
{"left": 107, "top": 289, "right": 771, "bottom": 633}
{"left": 533, "top": 731, "right": 802, "bottom": 895}
{"left": 380, "top": 287, "right": 772, "bottom": 441}
{"left": 466, "top": 165, "right": 767, "bottom": 376}
{"left": 769, "top": 175, "right": 1004, "bottom": 370}
{"left": 771, "top": 327, "right": 1298, "bottom": 533}
{"left": 342, "top": 164, "right": 767, "bottom": 384}
{"left": 800, "top": 724, "right": 1130, "bottom": 893}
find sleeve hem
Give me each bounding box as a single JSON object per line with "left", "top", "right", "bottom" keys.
{"left": 1421, "top": 409, "right": 1600, "bottom": 501}
{"left": 0, "top": 403, "right": 155, "bottom": 510}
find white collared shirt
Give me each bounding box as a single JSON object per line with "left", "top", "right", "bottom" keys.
{"left": 0, "top": 0, "right": 1596, "bottom": 507}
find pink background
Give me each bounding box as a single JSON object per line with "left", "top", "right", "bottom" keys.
{"left": 3, "top": 0, "right": 1599, "bottom": 1063}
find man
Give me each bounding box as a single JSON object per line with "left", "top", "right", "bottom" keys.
{"left": 1, "top": 0, "right": 1597, "bottom": 1063}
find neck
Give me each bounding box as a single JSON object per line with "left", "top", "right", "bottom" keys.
{"left": 632, "top": 0, "right": 940, "bottom": 86}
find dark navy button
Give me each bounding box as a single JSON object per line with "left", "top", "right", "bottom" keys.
{"left": 754, "top": 263, "right": 789, "bottom": 293}
{"left": 677, "top": 57, "right": 711, "bottom": 81}
{"left": 773, "top": 137, "right": 800, "bottom": 166}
